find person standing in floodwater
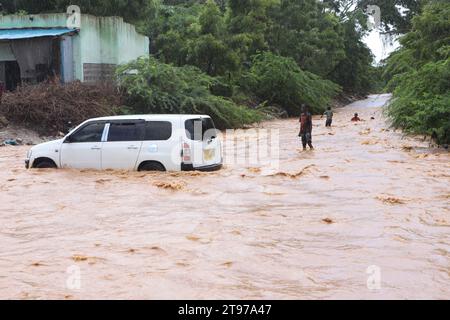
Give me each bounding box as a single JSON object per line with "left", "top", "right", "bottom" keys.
{"left": 299, "top": 105, "right": 314, "bottom": 151}
{"left": 322, "top": 107, "right": 334, "bottom": 127}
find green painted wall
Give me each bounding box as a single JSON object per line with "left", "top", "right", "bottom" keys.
{"left": 0, "top": 13, "right": 149, "bottom": 82}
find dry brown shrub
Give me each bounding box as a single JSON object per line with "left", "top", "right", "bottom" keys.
{"left": 0, "top": 82, "right": 123, "bottom": 135}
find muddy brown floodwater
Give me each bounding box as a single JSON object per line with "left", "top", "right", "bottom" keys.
{"left": 1, "top": 94, "right": 449, "bottom": 299}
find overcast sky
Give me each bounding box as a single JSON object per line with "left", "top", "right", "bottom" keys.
{"left": 364, "top": 29, "right": 400, "bottom": 64}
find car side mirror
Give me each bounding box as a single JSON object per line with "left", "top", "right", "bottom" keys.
{"left": 64, "top": 136, "right": 73, "bottom": 143}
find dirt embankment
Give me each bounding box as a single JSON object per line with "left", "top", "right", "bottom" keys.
{"left": 0, "top": 82, "right": 122, "bottom": 145}
{"left": 331, "top": 92, "right": 369, "bottom": 109}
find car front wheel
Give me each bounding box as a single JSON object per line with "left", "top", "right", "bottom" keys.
{"left": 139, "top": 162, "right": 166, "bottom": 172}
{"left": 34, "top": 160, "right": 57, "bottom": 169}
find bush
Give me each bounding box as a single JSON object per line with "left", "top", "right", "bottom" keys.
{"left": 387, "top": 59, "right": 450, "bottom": 144}
{"left": 0, "top": 82, "right": 122, "bottom": 135}
{"left": 116, "top": 57, "right": 263, "bottom": 129}
{"left": 245, "top": 52, "right": 341, "bottom": 115}
{"left": 385, "top": 2, "right": 450, "bottom": 144}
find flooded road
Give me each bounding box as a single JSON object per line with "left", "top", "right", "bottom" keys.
{"left": 1, "top": 94, "right": 449, "bottom": 299}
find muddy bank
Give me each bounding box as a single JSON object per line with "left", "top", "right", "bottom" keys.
{"left": 0, "top": 94, "right": 449, "bottom": 299}
{"left": 0, "top": 123, "right": 50, "bottom": 146}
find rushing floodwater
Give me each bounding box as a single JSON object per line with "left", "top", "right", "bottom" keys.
{"left": 0, "top": 94, "right": 449, "bottom": 299}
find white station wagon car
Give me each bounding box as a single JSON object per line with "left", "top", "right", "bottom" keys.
{"left": 25, "top": 115, "right": 223, "bottom": 172}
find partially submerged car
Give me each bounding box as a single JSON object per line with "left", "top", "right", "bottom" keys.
{"left": 25, "top": 115, "right": 223, "bottom": 172}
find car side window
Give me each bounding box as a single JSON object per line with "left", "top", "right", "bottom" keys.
{"left": 144, "top": 121, "right": 172, "bottom": 141}
{"left": 69, "top": 123, "right": 105, "bottom": 143}
{"left": 108, "top": 122, "right": 143, "bottom": 142}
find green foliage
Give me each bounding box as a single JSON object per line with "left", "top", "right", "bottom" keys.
{"left": 267, "top": 0, "right": 346, "bottom": 78}
{"left": 388, "top": 60, "right": 450, "bottom": 143}
{"left": 245, "top": 52, "right": 342, "bottom": 115}
{"left": 116, "top": 57, "right": 263, "bottom": 129}
{"left": 5, "top": 0, "right": 383, "bottom": 121}
{"left": 329, "top": 17, "right": 374, "bottom": 93}
{"left": 1, "top": 0, "right": 155, "bottom": 23}
{"left": 385, "top": 1, "right": 450, "bottom": 144}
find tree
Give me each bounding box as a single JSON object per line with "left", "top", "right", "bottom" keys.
{"left": 267, "top": 0, "right": 346, "bottom": 78}
{"left": 329, "top": 17, "right": 374, "bottom": 93}
{"left": 246, "top": 52, "right": 341, "bottom": 115}
{"left": 116, "top": 57, "right": 263, "bottom": 128}
{"left": 385, "top": 1, "right": 450, "bottom": 143}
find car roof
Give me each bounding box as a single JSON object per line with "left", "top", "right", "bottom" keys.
{"left": 89, "top": 114, "right": 211, "bottom": 122}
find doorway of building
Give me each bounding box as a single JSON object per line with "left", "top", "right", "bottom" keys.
{"left": 5, "top": 61, "right": 21, "bottom": 91}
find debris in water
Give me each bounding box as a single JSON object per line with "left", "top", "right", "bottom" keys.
{"left": 402, "top": 145, "right": 414, "bottom": 152}
{"left": 264, "top": 191, "right": 285, "bottom": 195}
{"left": 149, "top": 246, "right": 167, "bottom": 254}
{"left": 376, "top": 196, "right": 406, "bottom": 205}
{"left": 72, "top": 255, "right": 89, "bottom": 262}
{"left": 153, "top": 181, "right": 185, "bottom": 191}
{"left": 95, "top": 178, "right": 112, "bottom": 184}
{"left": 393, "top": 235, "right": 409, "bottom": 243}
{"left": 322, "top": 218, "right": 334, "bottom": 224}
{"left": 169, "top": 171, "right": 207, "bottom": 177}
{"left": 247, "top": 167, "right": 261, "bottom": 174}
{"left": 176, "top": 262, "right": 190, "bottom": 267}
{"left": 186, "top": 235, "right": 201, "bottom": 242}
{"left": 359, "top": 128, "right": 371, "bottom": 135}
{"left": 320, "top": 176, "right": 330, "bottom": 180}
{"left": 221, "top": 262, "right": 234, "bottom": 268}
{"left": 269, "top": 165, "right": 315, "bottom": 178}
{"left": 361, "top": 140, "right": 377, "bottom": 145}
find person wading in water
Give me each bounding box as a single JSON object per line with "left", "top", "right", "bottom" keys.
{"left": 322, "top": 106, "right": 334, "bottom": 127}
{"left": 299, "top": 104, "right": 314, "bottom": 151}
{"left": 351, "top": 113, "right": 361, "bottom": 122}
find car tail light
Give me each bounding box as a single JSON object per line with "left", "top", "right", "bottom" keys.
{"left": 182, "top": 142, "right": 191, "bottom": 163}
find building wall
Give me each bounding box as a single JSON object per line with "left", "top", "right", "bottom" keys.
{"left": 0, "top": 42, "right": 16, "bottom": 61}
{"left": 0, "top": 14, "right": 68, "bottom": 29}
{"left": 0, "top": 13, "right": 149, "bottom": 83}
{"left": 78, "top": 15, "right": 149, "bottom": 83}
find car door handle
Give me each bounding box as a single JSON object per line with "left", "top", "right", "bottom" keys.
{"left": 91, "top": 146, "right": 101, "bottom": 150}
{"left": 127, "top": 146, "right": 139, "bottom": 150}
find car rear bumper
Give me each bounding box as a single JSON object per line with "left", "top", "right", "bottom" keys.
{"left": 181, "top": 163, "right": 223, "bottom": 172}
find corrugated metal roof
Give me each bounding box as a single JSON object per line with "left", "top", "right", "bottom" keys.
{"left": 0, "top": 28, "right": 76, "bottom": 40}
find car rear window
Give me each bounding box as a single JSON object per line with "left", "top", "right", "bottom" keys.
{"left": 108, "top": 122, "right": 142, "bottom": 142}
{"left": 185, "top": 118, "right": 217, "bottom": 141}
{"left": 144, "top": 121, "right": 172, "bottom": 141}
